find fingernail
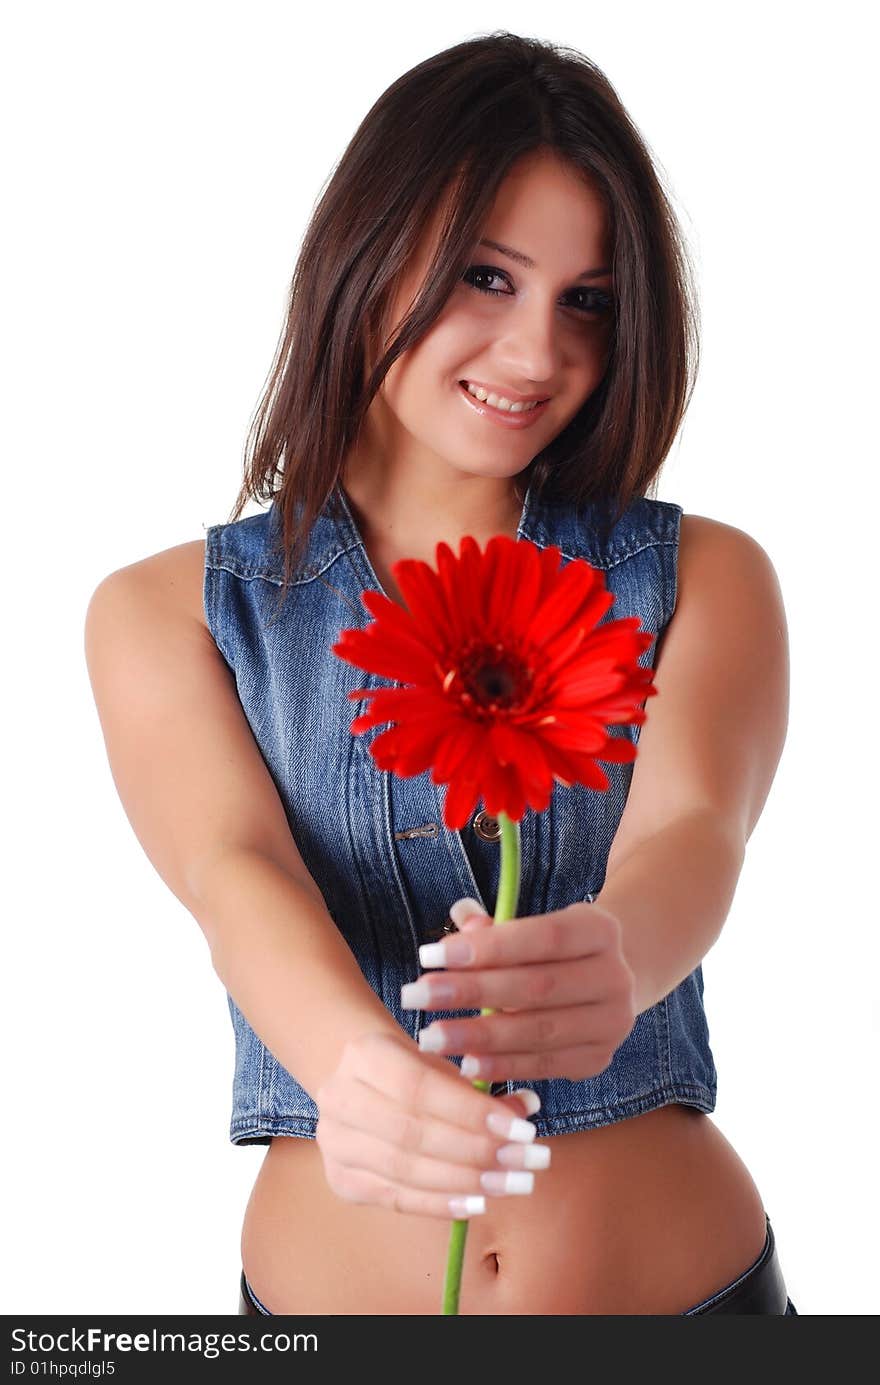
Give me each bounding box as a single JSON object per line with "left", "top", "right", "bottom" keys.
{"left": 511, "top": 1088, "right": 541, "bottom": 1115}
{"left": 480, "top": 1170, "right": 535, "bottom": 1195}
{"left": 400, "top": 980, "right": 432, "bottom": 1008}
{"left": 496, "top": 1142, "right": 551, "bottom": 1170}
{"left": 417, "top": 1025, "right": 447, "bottom": 1052}
{"left": 419, "top": 937, "right": 475, "bottom": 967}
{"left": 459, "top": 915, "right": 493, "bottom": 932}
{"left": 486, "top": 1111, "right": 536, "bottom": 1143}
{"left": 401, "top": 979, "right": 457, "bottom": 1009}
{"left": 448, "top": 897, "right": 484, "bottom": 927}
{"left": 460, "top": 1055, "right": 483, "bottom": 1077}
{"left": 449, "top": 1195, "right": 486, "bottom": 1217}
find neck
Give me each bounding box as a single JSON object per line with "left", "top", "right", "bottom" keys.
{"left": 340, "top": 449, "right": 527, "bottom": 560}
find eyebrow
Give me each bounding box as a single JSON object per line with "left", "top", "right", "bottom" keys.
{"left": 478, "top": 238, "right": 612, "bottom": 279}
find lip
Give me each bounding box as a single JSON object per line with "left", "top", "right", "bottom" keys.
{"left": 460, "top": 379, "right": 551, "bottom": 405}
{"left": 457, "top": 380, "right": 551, "bottom": 430}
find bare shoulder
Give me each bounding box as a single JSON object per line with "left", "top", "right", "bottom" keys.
{"left": 675, "top": 511, "right": 785, "bottom": 626}
{"left": 96, "top": 539, "right": 209, "bottom": 631}
{"left": 678, "top": 511, "right": 780, "bottom": 578}
{"left": 83, "top": 535, "right": 325, "bottom": 915}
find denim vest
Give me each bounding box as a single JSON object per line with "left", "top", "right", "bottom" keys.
{"left": 203, "top": 481, "right": 717, "bottom": 1145}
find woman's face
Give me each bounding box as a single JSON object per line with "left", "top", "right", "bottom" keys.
{"left": 368, "top": 148, "right": 615, "bottom": 489}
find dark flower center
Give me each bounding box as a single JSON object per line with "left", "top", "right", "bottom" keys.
{"left": 449, "top": 640, "right": 533, "bottom": 716}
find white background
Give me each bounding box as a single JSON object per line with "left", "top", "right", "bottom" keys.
{"left": 3, "top": 0, "right": 877, "bottom": 1316}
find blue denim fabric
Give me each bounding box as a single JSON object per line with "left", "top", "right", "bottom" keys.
{"left": 204, "top": 480, "right": 717, "bottom": 1145}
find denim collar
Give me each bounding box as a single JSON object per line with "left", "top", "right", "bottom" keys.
{"left": 265, "top": 476, "right": 662, "bottom": 585}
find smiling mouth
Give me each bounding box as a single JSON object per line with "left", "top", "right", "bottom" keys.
{"left": 458, "top": 380, "right": 552, "bottom": 411}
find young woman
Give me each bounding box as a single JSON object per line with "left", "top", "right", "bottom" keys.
{"left": 84, "top": 33, "right": 796, "bottom": 1315}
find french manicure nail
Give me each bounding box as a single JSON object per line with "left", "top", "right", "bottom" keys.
{"left": 419, "top": 937, "right": 475, "bottom": 967}
{"left": 400, "top": 979, "right": 432, "bottom": 1008}
{"left": 418, "top": 1025, "right": 447, "bottom": 1052}
{"left": 480, "top": 1170, "right": 535, "bottom": 1195}
{"left": 448, "top": 897, "right": 483, "bottom": 927}
{"left": 496, "top": 1142, "right": 551, "bottom": 1170}
{"left": 511, "top": 1088, "right": 541, "bottom": 1116}
{"left": 449, "top": 1195, "right": 486, "bottom": 1217}
{"left": 401, "top": 979, "right": 457, "bottom": 1008}
{"left": 486, "top": 1111, "right": 536, "bottom": 1143}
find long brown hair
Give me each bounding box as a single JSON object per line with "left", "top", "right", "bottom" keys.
{"left": 227, "top": 30, "right": 700, "bottom": 614}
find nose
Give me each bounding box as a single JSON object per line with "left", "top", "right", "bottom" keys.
{"left": 494, "top": 299, "right": 560, "bottom": 388}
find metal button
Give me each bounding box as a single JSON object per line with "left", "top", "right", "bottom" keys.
{"left": 424, "top": 918, "right": 460, "bottom": 941}
{"left": 393, "top": 823, "right": 440, "bottom": 841}
{"left": 473, "top": 810, "right": 502, "bottom": 843}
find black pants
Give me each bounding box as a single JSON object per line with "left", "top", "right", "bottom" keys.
{"left": 239, "top": 1211, "right": 798, "bottom": 1316}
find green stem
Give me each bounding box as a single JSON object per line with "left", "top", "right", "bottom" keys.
{"left": 441, "top": 810, "right": 521, "bottom": 1315}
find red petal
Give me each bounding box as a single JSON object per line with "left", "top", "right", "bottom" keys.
{"left": 597, "top": 735, "right": 639, "bottom": 763}
{"left": 487, "top": 722, "right": 550, "bottom": 790}
{"left": 539, "top": 591, "right": 616, "bottom": 676}
{"left": 442, "top": 776, "right": 481, "bottom": 831}
{"left": 525, "top": 558, "right": 606, "bottom": 648}
{"left": 483, "top": 760, "right": 527, "bottom": 822}
{"left": 334, "top": 624, "right": 440, "bottom": 686}
{"left": 391, "top": 559, "right": 453, "bottom": 637}
{"left": 544, "top": 742, "right": 611, "bottom": 792}
{"left": 432, "top": 721, "right": 485, "bottom": 780}
{"left": 532, "top": 717, "right": 609, "bottom": 755}
{"left": 485, "top": 537, "right": 543, "bottom": 635}
{"left": 369, "top": 723, "right": 440, "bottom": 776}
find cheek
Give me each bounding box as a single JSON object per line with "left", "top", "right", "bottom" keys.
{"left": 402, "top": 326, "right": 475, "bottom": 402}
{"left": 380, "top": 347, "right": 449, "bottom": 421}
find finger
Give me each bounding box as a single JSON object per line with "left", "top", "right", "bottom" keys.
{"left": 321, "top": 1105, "right": 549, "bottom": 1198}
{"left": 341, "top": 1034, "right": 545, "bottom": 1147}
{"left": 458, "top": 1043, "right": 615, "bottom": 1083}
{"left": 500, "top": 1087, "right": 542, "bottom": 1119}
{"left": 319, "top": 1071, "right": 540, "bottom": 1175}
{"left": 419, "top": 903, "right": 612, "bottom": 972}
{"left": 461, "top": 1078, "right": 542, "bottom": 1121}
{"left": 448, "top": 896, "right": 493, "bottom": 930}
{"left": 458, "top": 914, "right": 494, "bottom": 933}
{"left": 323, "top": 1157, "right": 490, "bottom": 1222}
{"left": 420, "top": 998, "right": 623, "bottom": 1057}
{"left": 404, "top": 953, "right": 615, "bottom": 1016}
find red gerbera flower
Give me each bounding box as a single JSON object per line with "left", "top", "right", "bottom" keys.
{"left": 331, "top": 534, "right": 657, "bottom": 831}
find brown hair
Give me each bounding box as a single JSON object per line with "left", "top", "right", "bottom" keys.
{"left": 226, "top": 30, "right": 700, "bottom": 616}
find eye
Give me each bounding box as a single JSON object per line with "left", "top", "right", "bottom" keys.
{"left": 463, "top": 266, "right": 511, "bottom": 297}
{"left": 461, "top": 265, "right": 615, "bottom": 317}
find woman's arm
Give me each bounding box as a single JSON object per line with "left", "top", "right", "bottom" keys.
{"left": 592, "top": 809, "right": 744, "bottom": 1016}
{"left": 596, "top": 516, "right": 790, "bottom": 1014}
{"left": 190, "top": 847, "right": 404, "bottom": 1096}
{"left": 85, "top": 549, "right": 552, "bottom": 1217}
{"left": 84, "top": 553, "right": 402, "bottom": 1099}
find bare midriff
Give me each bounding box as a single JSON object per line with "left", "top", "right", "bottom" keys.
{"left": 240, "top": 1103, "right": 768, "bottom": 1315}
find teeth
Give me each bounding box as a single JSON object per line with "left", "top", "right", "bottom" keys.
{"left": 463, "top": 382, "right": 542, "bottom": 413}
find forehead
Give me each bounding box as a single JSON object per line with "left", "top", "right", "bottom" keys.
{"left": 420, "top": 151, "right": 610, "bottom": 268}
{"left": 483, "top": 152, "right": 610, "bottom": 247}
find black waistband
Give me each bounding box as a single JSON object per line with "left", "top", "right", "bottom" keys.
{"left": 684, "top": 1214, "right": 789, "bottom": 1314}
{"left": 238, "top": 1214, "right": 791, "bottom": 1316}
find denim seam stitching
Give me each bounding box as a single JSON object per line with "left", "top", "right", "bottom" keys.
{"left": 228, "top": 1083, "right": 716, "bottom": 1143}
{"left": 206, "top": 531, "right": 679, "bottom": 586}
{"left": 206, "top": 541, "right": 361, "bottom": 587}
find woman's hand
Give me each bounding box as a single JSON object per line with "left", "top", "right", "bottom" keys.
{"left": 402, "top": 896, "right": 638, "bottom": 1084}
{"left": 314, "top": 1028, "right": 552, "bottom": 1222}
